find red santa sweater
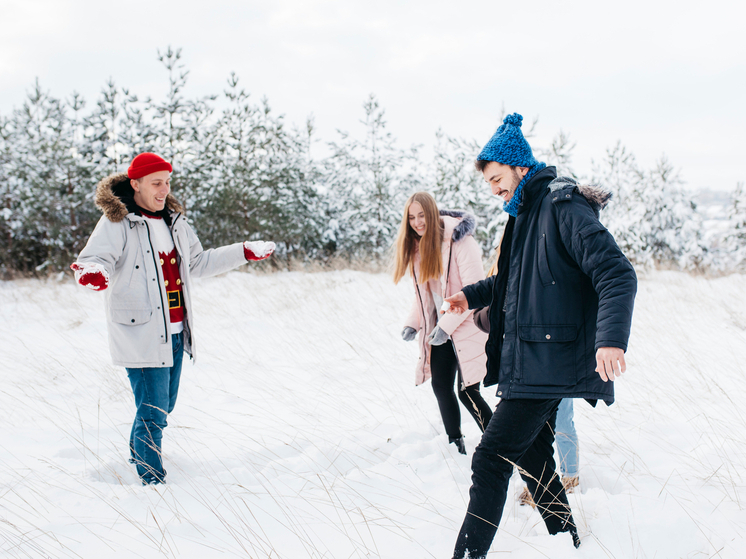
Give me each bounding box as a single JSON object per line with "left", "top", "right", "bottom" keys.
{"left": 143, "top": 213, "right": 184, "bottom": 334}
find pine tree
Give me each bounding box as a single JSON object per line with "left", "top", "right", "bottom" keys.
{"left": 325, "top": 95, "right": 422, "bottom": 258}
{"left": 594, "top": 146, "right": 705, "bottom": 270}
{"left": 191, "top": 73, "right": 322, "bottom": 258}
{"left": 636, "top": 156, "right": 705, "bottom": 270}
{"left": 0, "top": 113, "right": 15, "bottom": 275}
{"left": 536, "top": 130, "right": 577, "bottom": 179}
{"left": 431, "top": 130, "right": 505, "bottom": 258}
{"left": 724, "top": 182, "right": 746, "bottom": 271}
{"left": 593, "top": 142, "right": 650, "bottom": 267}
{"left": 2, "top": 81, "right": 98, "bottom": 272}
{"left": 150, "top": 47, "right": 217, "bottom": 215}
{"left": 82, "top": 78, "right": 147, "bottom": 178}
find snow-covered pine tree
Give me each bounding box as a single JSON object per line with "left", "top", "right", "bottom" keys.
{"left": 536, "top": 130, "right": 577, "bottom": 180}
{"left": 150, "top": 47, "right": 217, "bottom": 216}
{"left": 431, "top": 130, "right": 505, "bottom": 259}
{"left": 724, "top": 182, "right": 746, "bottom": 272}
{"left": 0, "top": 113, "right": 15, "bottom": 275}
{"left": 151, "top": 47, "right": 192, "bottom": 170}
{"left": 594, "top": 145, "right": 704, "bottom": 269}
{"left": 325, "top": 95, "right": 423, "bottom": 259}
{"left": 286, "top": 115, "right": 332, "bottom": 260}
{"left": 82, "top": 78, "right": 151, "bottom": 178}
{"left": 191, "top": 73, "right": 322, "bottom": 259}
{"left": 636, "top": 156, "right": 705, "bottom": 270}
{"left": 1, "top": 82, "right": 98, "bottom": 273}
{"left": 593, "top": 142, "right": 650, "bottom": 267}
{"left": 251, "top": 111, "right": 327, "bottom": 261}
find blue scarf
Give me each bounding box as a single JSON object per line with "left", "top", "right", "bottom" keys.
{"left": 503, "top": 162, "right": 547, "bottom": 217}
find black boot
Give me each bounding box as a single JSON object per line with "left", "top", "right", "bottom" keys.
{"left": 449, "top": 436, "right": 466, "bottom": 455}
{"left": 570, "top": 527, "right": 581, "bottom": 548}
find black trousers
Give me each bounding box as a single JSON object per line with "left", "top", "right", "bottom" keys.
{"left": 453, "top": 398, "right": 575, "bottom": 559}
{"left": 430, "top": 340, "right": 493, "bottom": 438}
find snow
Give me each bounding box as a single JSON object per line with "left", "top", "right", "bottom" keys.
{"left": 243, "top": 241, "right": 277, "bottom": 259}
{"left": 2, "top": 269, "right": 746, "bottom": 558}
{"left": 70, "top": 261, "right": 109, "bottom": 291}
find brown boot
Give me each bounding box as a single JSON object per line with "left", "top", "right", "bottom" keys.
{"left": 562, "top": 476, "right": 579, "bottom": 494}
{"left": 518, "top": 486, "right": 536, "bottom": 508}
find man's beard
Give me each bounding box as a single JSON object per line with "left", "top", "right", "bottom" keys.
{"left": 508, "top": 168, "right": 523, "bottom": 198}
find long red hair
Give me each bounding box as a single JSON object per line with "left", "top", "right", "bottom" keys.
{"left": 392, "top": 192, "right": 444, "bottom": 284}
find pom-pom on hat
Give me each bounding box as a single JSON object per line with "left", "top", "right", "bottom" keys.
{"left": 477, "top": 113, "right": 538, "bottom": 168}
{"left": 127, "top": 153, "right": 173, "bottom": 180}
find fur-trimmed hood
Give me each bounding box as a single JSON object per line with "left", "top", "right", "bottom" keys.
{"left": 549, "top": 176, "right": 611, "bottom": 218}
{"left": 439, "top": 209, "right": 477, "bottom": 242}
{"left": 94, "top": 172, "right": 183, "bottom": 223}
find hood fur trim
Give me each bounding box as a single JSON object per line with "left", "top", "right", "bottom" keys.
{"left": 549, "top": 176, "right": 612, "bottom": 216}
{"left": 439, "top": 209, "right": 477, "bottom": 242}
{"left": 94, "top": 172, "right": 184, "bottom": 223}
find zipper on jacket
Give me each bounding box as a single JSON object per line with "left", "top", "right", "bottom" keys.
{"left": 143, "top": 219, "right": 169, "bottom": 342}
{"left": 443, "top": 241, "right": 468, "bottom": 391}
{"left": 413, "top": 268, "right": 431, "bottom": 364}
{"left": 418, "top": 241, "right": 469, "bottom": 388}
{"left": 169, "top": 213, "right": 183, "bottom": 270}
{"left": 169, "top": 213, "right": 191, "bottom": 348}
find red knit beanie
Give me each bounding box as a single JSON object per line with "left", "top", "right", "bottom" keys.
{"left": 127, "top": 153, "right": 173, "bottom": 180}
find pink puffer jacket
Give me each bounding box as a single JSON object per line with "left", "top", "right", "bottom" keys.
{"left": 404, "top": 211, "right": 489, "bottom": 388}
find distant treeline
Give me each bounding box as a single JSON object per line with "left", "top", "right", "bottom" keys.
{"left": 1, "top": 47, "right": 744, "bottom": 276}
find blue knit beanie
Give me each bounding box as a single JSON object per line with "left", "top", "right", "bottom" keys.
{"left": 478, "top": 113, "right": 546, "bottom": 217}
{"left": 477, "top": 113, "right": 538, "bottom": 167}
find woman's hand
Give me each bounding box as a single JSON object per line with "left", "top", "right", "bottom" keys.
{"left": 427, "top": 326, "right": 449, "bottom": 346}
{"left": 401, "top": 326, "right": 417, "bottom": 341}
{"left": 444, "top": 291, "right": 468, "bottom": 315}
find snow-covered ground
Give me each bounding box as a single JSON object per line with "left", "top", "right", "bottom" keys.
{"left": 2, "top": 269, "right": 745, "bottom": 558}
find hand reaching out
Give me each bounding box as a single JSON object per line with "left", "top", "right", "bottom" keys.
{"left": 443, "top": 291, "right": 469, "bottom": 315}
{"left": 244, "top": 241, "right": 276, "bottom": 261}
{"left": 70, "top": 262, "right": 109, "bottom": 291}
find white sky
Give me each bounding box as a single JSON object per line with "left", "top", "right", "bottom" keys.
{"left": 1, "top": 0, "right": 744, "bottom": 192}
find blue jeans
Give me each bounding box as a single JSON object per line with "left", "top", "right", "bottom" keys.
{"left": 126, "top": 333, "right": 183, "bottom": 484}
{"left": 453, "top": 398, "right": 575, "bottom": 558}
{"left": 555, "top": 398, "right": 579, "bottom": 478}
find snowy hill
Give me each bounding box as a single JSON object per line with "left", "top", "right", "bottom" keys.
{"left": 2, "top": 270, "right": 746, "bottom": 558}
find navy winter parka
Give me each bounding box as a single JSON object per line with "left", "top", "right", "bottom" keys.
{"left": 462, "top": 166, "right": 637, "bottom": 405}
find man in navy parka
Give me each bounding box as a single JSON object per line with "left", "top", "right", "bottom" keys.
{"left": 445, "top": 113, "right": 637, "bottom": 557}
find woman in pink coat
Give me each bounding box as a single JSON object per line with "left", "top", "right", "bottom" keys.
{"left": 393, "top": 192, "right": 493, "bottom": 454}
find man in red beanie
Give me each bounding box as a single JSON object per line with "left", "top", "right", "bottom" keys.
{"left": 71, "top": 153, "right": 276, "bottom": 485}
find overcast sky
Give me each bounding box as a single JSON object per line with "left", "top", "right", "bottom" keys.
{"left": 1, "top": 0, "right": 743, "bottom": 192}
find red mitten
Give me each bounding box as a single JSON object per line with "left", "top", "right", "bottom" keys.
{"left": 70, "top": 262, "right": 109, "bottom": 291}
{"left": 243, "top": 241, "right": 276, "bottom": 261}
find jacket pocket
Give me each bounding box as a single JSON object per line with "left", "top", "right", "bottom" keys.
{"left": 518, "top": 324, "right": 577, "bottom": 386}
{"left": 110, "top": 306, "right": 153, "bottom": 326}
{"left": 537, "top": 234, "right": 555, "bottom": 287}
{"left": 127, "top": 246, "right": 146, "bottom": 288}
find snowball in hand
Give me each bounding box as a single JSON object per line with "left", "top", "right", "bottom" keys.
{"left": 70, "top": 262, "right": 109, "bottom": 291}
{"left": 440, "top": 301, "right": 451, "bottom": 313}
{"left": 243, "top": 241, "right": 276, "bottom": 261}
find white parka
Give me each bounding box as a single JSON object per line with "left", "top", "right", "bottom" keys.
{"left": 75, "top": 173, "right": 246, "bottom": 368}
